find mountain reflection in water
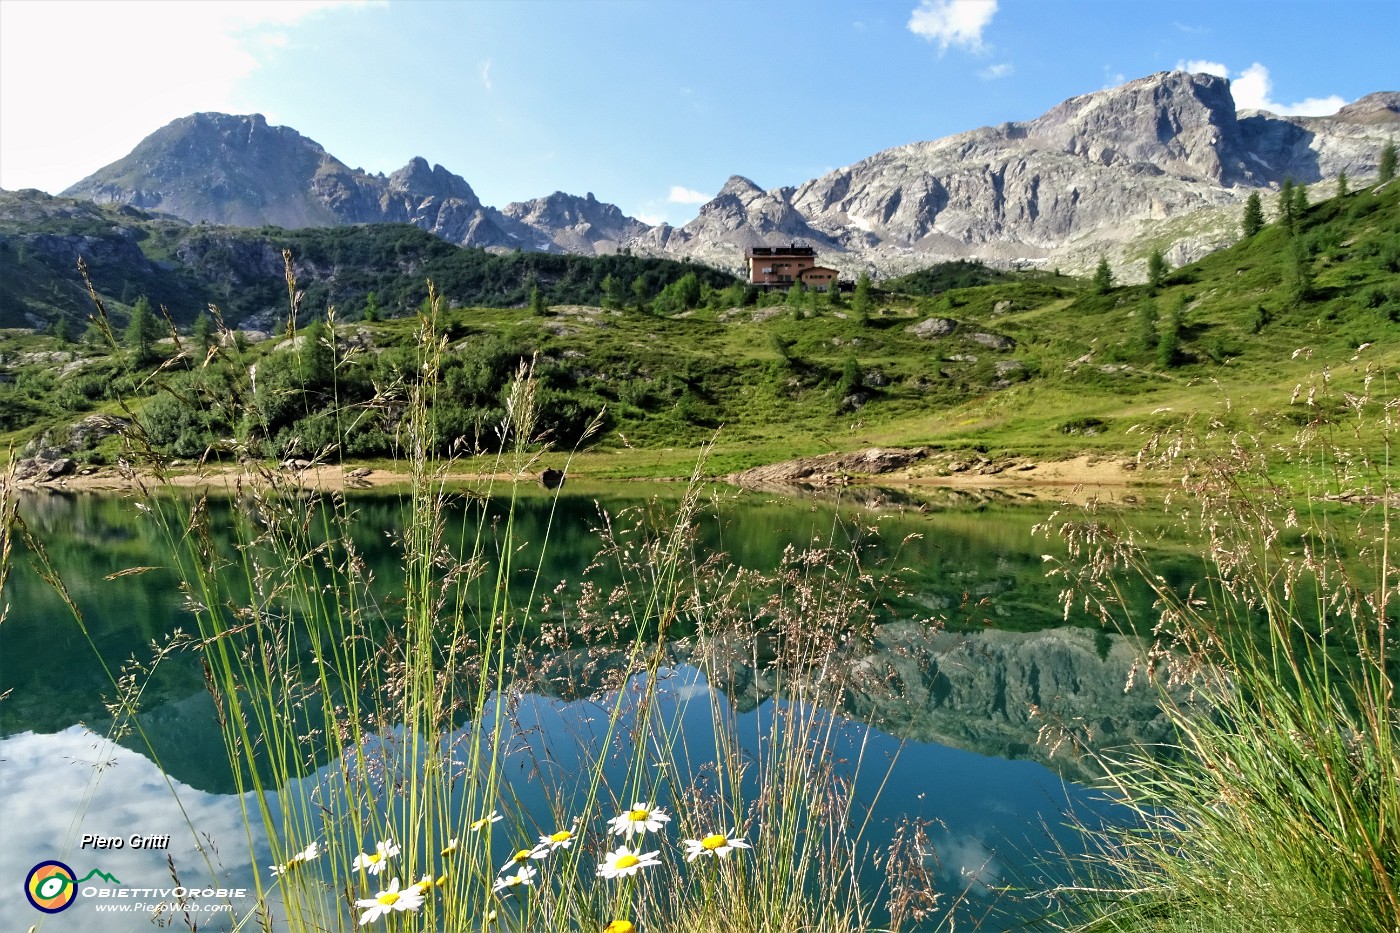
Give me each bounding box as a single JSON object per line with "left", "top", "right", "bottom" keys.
{"left": 1, "top": 487, "right": 1175, "bottom": 930}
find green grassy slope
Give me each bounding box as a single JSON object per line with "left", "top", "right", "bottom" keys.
{"left": 1, "top": 182, "right": 1395, "bottom": 476}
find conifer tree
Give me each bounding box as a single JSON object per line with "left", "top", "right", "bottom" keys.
{"left": 124, "top": 295, "right": 161, "bottom": 365}
{"left": 1242, "top": 192, "right": 1265, "bottom": 237}
{"left": 851, "top": 272, "right": 873, "bottom": 321}
{"left": 1336, "top": 171, "right": 1349, "bottom": 198}
{"left": 1147, "top": 249, "right": 1169, "bottom": 290}
{"left": 1092, "top": 256, "right": 1113, "bottom": 294}
{"left": 192, "top": 311, "right": 214, "bottom": 352}
{"left": 1279, "top": 179, "right": 1296, "bottom": 231}
{"left": 530, "top": 285, "right": 547, "bottom": 316}
{"left": 1138, "top": 294, "right": 1159, "bottom": 353}
{"left": 1380, "top": 141, "right": 1398, "bottom": 184}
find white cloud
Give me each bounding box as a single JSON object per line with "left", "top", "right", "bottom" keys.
{"left": 978, "top": 62, "right": 1013, "bottom": 80}
{"left": 1178, "top": 59, "right": 1229, "bottom": 79}
{"left": 668, "top": 186, "right": 710, "bottom": 204}
{"left": 907, "top": 0, "right": 997, "bottom": 52}
{"left": 480, "top": 59, "right": 494, "bottom": 91}
{"left": 1176, "top": 59, "right": 1348, "bottom": 116}
{"left": 634, "top": 212, "right": 667, "bottom": 227}
{"left": 1232, "top": 62, "right": 1346, "bottom": 115}
{"left": 0, "top": 0, "right": 373, "bottom": 193}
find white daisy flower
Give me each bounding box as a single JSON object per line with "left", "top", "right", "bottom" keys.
{"left": 470, "top": 810, "right": 503, "bottom": 832}
{"left": 499, "top": 845, "right": 549, "bottom": 872}
{"left": 597, "top": 845, "right": 661, "bottom": 879}
{"left": 607, "top": 802, "right": 671, "bottom": 836}
{"left": 682, "top": 832, "right": 752, "bottom": 861}
{"left": 355, "top": 877, "right": 424, "bottom": 925}
{"left": 492, "top": 865, "right": 537, "bottom": 894}
{"left": 538, "top": 827, "right": 577, "bottom": 851}
{"left": 352, "top": 839, "right": 401, "bottom": 876}
{"left": 270, "top": 840, "right": 321, "bottom": 875}
{"left": 440, "top": 837, "right": 459, "bottom": 856}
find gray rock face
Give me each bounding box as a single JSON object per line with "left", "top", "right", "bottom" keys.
{"left": 641, "top": 72, "right": 1399, "bottom": 280}
{"left": 61, "top": 114, "right": 645, "bottom": 255}
{"left": 58, "top": 73, "right": 1399, "bottom": 282}
{"left": 501, "top": 191, "right": 651, "bottom": 255}
{"left": 631, "top": 175, "right": 839, "bottom": 272}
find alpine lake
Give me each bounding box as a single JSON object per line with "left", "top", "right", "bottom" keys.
{"left": 1, "top": 479, "right": 1195, "bottom": 932}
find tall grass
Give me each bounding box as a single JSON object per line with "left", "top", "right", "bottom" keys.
{"left": 87, "top": 276, "right": 945, "bottom": 932}
{"left": 1038, "top": 373, "right": 1399, "bottom": 933}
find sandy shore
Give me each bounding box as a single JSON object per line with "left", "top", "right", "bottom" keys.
{"left": 5, "top": 450, "right": 1150, "bottom": 497}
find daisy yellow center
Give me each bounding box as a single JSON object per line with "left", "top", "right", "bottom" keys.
{"left": 701, "top": 834, "right": 728, "bottom": 850}
{"left": 512, "top": 849, "right": 533, "bottom": 862}
{"left": 614, "top": 854, "right": 641, "bottom": 870}
{"left": 367, "top": 853, "right": 383, "bottom": 864}
{"left": 471, "top": 819, "right": 488, "bottom": 830}
{"left": 627, "top": 809, "right": 651, "bottom": 821}
{"left": 376, "top": 890, "right": 400, "bottom": 906}
{"left": 550, "top": 830, "right": 573, "bottom": 842}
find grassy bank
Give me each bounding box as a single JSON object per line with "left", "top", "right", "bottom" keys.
{"left": 1041, "top": 383, "right": 1399, "bottom": 932}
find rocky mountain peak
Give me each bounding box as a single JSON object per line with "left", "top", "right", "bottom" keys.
{"left": 386, "top": 157, "right": 479, "bottom": 205}
{"left": 716, "top": 175, "right": 765, "bottom": 201}
{"left": 1334, "top": 92, "right": 1400, "bottom": 124}
{"left": 1023, "top": 70, "right": 1244, "bottom": 184}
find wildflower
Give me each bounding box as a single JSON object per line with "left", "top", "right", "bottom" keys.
{"left": 538, "top": 828, "right": 577, "bottom": 851}
{"left": 500, "top": 845, "right": 548, "bottom": 872}
{"left": 682, "top": 832, "right": 751, "bottom": 861}
{"left": 408, "top": 873, "right": 442, "bottom": 895}
{"left": 355, "top": 877, "right": 424, "bottom": 925}
{"left": 352, "top": 839, "right": 401, "bottom": 876}
{"left": 607, "top": 802, "right": 671, "bottom": 836}
{"left": 492, "top": 865, "right": 537, "bottom": 894}
{"left": 470, "top": 810, "right": 503, "bottom": 832}
{"left": 269, "top": 840, "right": 321, "bottom": 876}
{"left": 597, "top": 845, "right": 661, "bottom": 879}
{"left": 440, "top": 837, "right": 459, "bottom": 856}
{"left": 604, "top": 922, "right": 636, "bottom": 933}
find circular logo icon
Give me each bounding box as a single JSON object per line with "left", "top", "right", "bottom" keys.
{"left": 25, "top": 860, "right": 78, "bottom": 913}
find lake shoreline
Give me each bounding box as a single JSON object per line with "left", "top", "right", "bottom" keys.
{"left": 4, "top": 448, "right": 1149, "bottom": 499}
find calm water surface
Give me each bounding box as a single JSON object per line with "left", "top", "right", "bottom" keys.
{"left": 1, "top": 485, "right": 1185, "bottom": 932}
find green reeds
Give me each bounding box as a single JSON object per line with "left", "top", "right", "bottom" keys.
{"left": 1042, "top": 382, "right": 1398, "bottom": 933}
{"left": 123, "top": 279, "right": 933, "bottom": 932}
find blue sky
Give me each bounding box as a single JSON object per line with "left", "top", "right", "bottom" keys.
{"left": 2, "top": 0, "right": 1397, "bottom": 225}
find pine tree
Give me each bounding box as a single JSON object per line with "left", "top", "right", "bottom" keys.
{"left": 600, "top": 273, "right": 624, "bottom": 310}
{"left": 1242, "top": 192, "right": 1265, "bottom": 237}
{"left": 630, "top": 276, "right": 648, "bottom": 312}
{"left": 1279, "top": 179, "right": 1296, "bottom": 231}
{"left": 1289, "top": 239, "right": 1314, "bottom": 305}
{"left": 1092, "top": 256, "right": 1113, "bottom": 294}
{"left": 1336, "top": 171, "right": 1349, "bottom": 198}
{"left": 530, "top": 285, "right": 547, "bottom": 316}
{"left": 1147, "top": 249, "right": 1169, "bottom": 290}
{"left": 827, "top": 278, "right": 844, "bottom": 309}
{"left": 1292, "top": 182, "right": 1308, "bottom": 224}
{"left": 1138, "top": 294, "right": 1159, "bottom": 353}
{"left": 851, "top": 272, "right": 873, "bottom": 321}
{"left": 362, "top": 291, "right": 380, "bottom": 322}
{"left": 1380, "top": 142, "right": 1398, "bottom": 184}
{"left": 192, "top": 311, "right": 214, "bottom": 351}
{"left": 124, "top": 296, "right": 161, "bottom": 365}
{"left": 51, "top": 317, "right": 69, "bottom": 345}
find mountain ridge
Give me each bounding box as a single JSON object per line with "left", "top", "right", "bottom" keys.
{"left": 57, "top": 73, "right": 1400, "bottom": 280}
